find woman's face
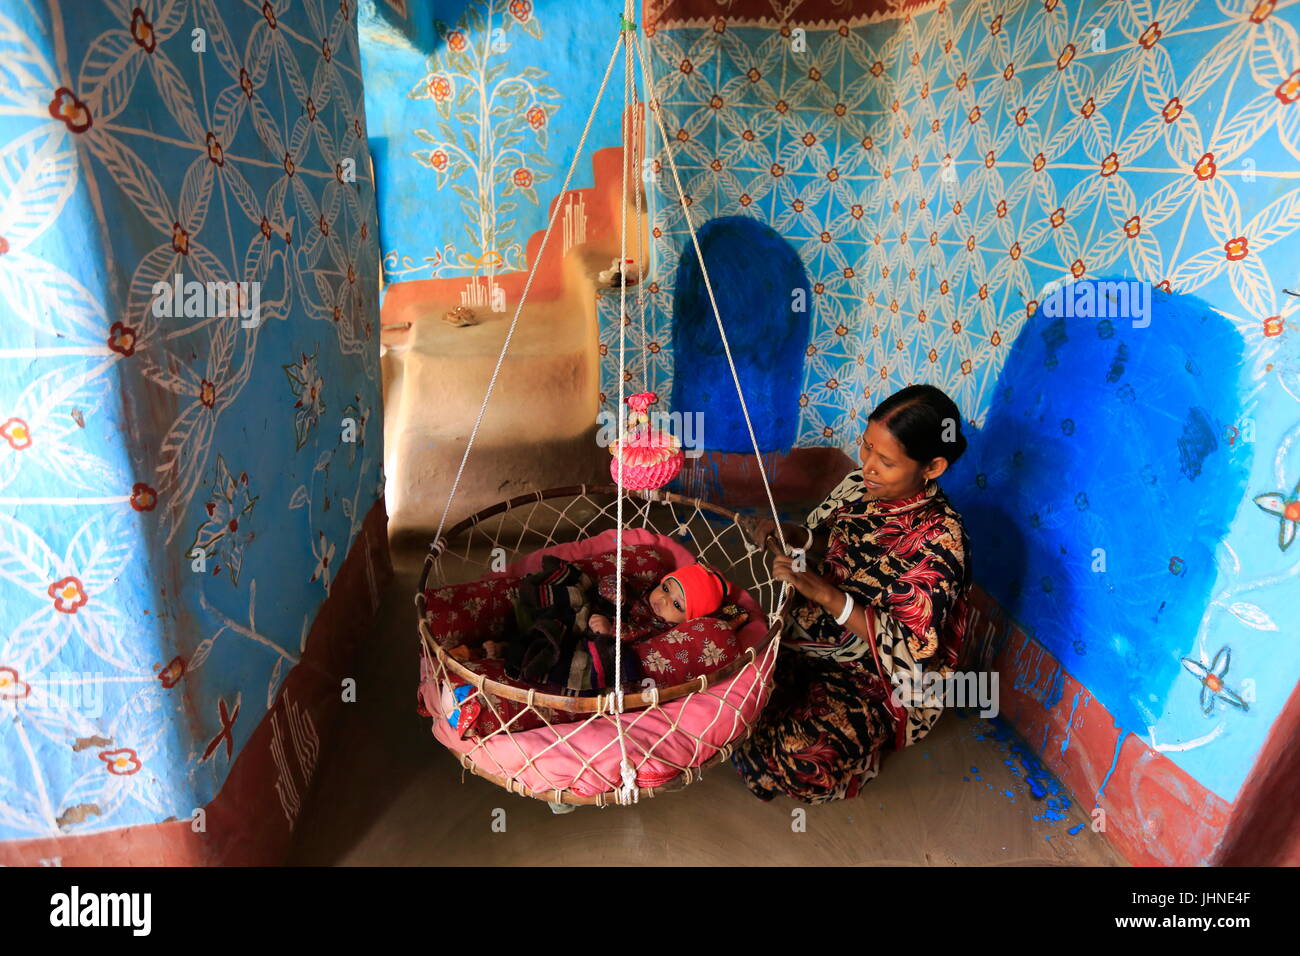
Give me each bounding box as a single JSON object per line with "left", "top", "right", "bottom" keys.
{"left": 857, "top": 418, "right": 946, "bottom": 499}
{"left": 649, "top": 576, "right": 688, "bottom": 623}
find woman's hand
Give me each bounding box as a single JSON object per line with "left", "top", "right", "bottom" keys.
{"left": 771, "top": 554, "right": 837, "bottom": 606}
{"left": 589, "top": 613, "right": 612, "bottom": 635}
{"left": 742, "top": 515, "right": 778, "bottom": 549}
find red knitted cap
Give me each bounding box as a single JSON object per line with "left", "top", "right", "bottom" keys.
{"left": 663, "top": 563, "right": 728, "bottom": 620}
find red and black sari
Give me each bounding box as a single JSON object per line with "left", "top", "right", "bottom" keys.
{"left": 732, "top": 471, "right": 972, "bottom": 803}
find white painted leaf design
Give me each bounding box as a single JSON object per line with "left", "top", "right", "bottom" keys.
{"left": 1228, "top": 602, "right": 1278, "bottom": 632}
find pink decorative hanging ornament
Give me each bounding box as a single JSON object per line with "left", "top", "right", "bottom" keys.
{"left": 609, "top": 391, "right": 683, "bottom": 490}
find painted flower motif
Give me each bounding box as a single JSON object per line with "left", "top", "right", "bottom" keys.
{"left": 508, "top": 0, "right": 531, "bottom": 23}
{"left": 199, "top": 379, "right": 216, "bottom": 408}
{"left": 284, "top": 349, "right": 325, "bottom": 449}
{"left": 446, "top": 29, "right": 467, "bottom": 51}
{"left": 512, "top": 167, "right": 532, "bottom": 188}
{"left": 1100, "top": 152, "right": 1120, "bottom": 176}
{"left": 1070, "top": 259, "right": 1086, "bottom": 278}
{"left": 49, "top": 576, "right": 88, "bottom": 614}
{"left": 747, "top": 67, "right": 761, "bottom": 82}
{"left": 1254, "top": 475, "right": 1300, "bottom": 549}
{"left": 996, "top": 199, "right": 1008, "bottom": 218}
{"left": 1224, "top": 236, "right": 1249, "bottom": 260}
{"left": 1264, "top": 315, "right": 1284, "bottom": 337}
{"left": 1251, "top": 0, "right": 1276, "bottom": 23}
{"left": 1124, "top": 215, "right": 1142, "bottom": 237}
{"left": 428, "top": 149, "right": 449, "bottom": 171}
{"left": 1181, "top": 647, "right": 1247, "bottom": 715}
{"left": 310, "top": 531, "right": 336, "bottom": 591}
{"left": 0, "top": 667, "right": 32, "bottom": 701}
{"left": 956, "top": 72, "right": 968, "bottom": 91}
{"left": 1194, "top": 152, "right": 1217, "bottom": 180}
{"left": 1056, "top": 43, "right": 1076, "bottom": 70}
{"left": 428, "top": 74, "right": 452, "bottom": 102}
{"left": 190, "top": 455, "right": 258, "bottom": 585}
{"left": 1080, "top": 97, "right": 1096, "bottom": 119}
{"left": 1162, "top": 96, "right": 1183, "bottom": 123}
{"left": 1014, "top": 107, "right": 1028, "bottom": 128}
{"left": 1276, "top": 69, "right": 1300, "bottom": 105}
{"left": 1139, "top": 21, "right": 1162, "bottom": 49}
{"left": 968, "top": 105, "right": 981, "bottom": 124}
{"left": 1050, "top": 207, "right": 1065, "bottom": 228}
{"left": 526, "top": 106, "right": 546, "bottom": 129}
{"left": 240, "top": 68, "right": 254, "bottom": 99}
{"left": 262, "top": 1, "right": 277, "bottom": 29}
{"left": 130, "top": 482, "right": 157, "bottom": 512}
{"left": 1032, "top": 152, "right": 1046, "bottom": 171}
{"left": 99, "top": 748, "right": 143, "bottom": 775}
{"left": 1, "top": 417, "right": 32, "bottom": 451}
{"left": 158, "top": 657, "right": 186, "bottom": 689}
{"left": 171, "top": 221, "right": 190, "bottom": 255}
{"left": 130, "top": 7, "right": 157, "bottom": 53}
{"left": 283, "top": 151, "right": 296, "bottom": 177}
{"left": 49, "top": 87, "right": 92, "bottom": 133}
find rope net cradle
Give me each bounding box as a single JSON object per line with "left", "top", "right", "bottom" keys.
{"left": 417, "top": 487, "right": 807, "bottom": 805}
{"left": 415, "top": 7, "right": 798, "bottom": 806}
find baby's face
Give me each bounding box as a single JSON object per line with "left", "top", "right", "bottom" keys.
{"left": 648, "top": 576, "right": 688, "bottom": 624}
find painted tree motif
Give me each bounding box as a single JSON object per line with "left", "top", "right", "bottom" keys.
{"left": 407, "top": 0, "right": 559, "bottom": 272}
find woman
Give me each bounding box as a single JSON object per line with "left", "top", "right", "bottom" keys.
{"left": 732, "top": 384, "right": 972, "bottom": 803}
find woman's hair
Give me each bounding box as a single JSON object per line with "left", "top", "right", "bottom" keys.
{"left": 868, "top": 384, "right": 968, "bottom": 465}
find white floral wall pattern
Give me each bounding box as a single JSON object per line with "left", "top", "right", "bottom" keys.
{"left": 623, "top": 0, "right": 1300, "bottom": 451}
{"left": 0, "top": 0, "right": 382, "bottom": 841}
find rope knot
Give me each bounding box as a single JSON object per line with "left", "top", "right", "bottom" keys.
{"left": 618, "top": 759, "right": 639, "bottom": 804}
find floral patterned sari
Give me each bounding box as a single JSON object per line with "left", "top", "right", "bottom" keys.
{"left": 732, "top": 470, "right": 971, "bottom": 803}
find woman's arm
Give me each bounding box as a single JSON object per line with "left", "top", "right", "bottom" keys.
{"left": 771, "top": 556, "right": 875, "bottom": 642}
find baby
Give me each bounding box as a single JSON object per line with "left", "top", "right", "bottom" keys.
{"left": 502, "top": 555, "right": 732, "bottom": 693}
{"left": 589, "top": 561, "right": 730, "bottom": 636}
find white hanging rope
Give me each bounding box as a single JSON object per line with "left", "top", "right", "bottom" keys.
{"left": 423, "top": 12, "right": 796, "bottom": 807}
{"left": 633, "top": 30, "right": 789, "bottom": 555}
{"left": 612, "top": 1, "right": 636, "bottom": 807}
{"left": 430, "top": 33, "right": 625, "bottom": 554}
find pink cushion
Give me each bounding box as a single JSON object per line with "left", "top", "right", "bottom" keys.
{"left": 419, "top": 527, "right": 777, "bottom": 796}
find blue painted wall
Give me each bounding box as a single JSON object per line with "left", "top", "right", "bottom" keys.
{"left": 946, "top": 283, "right": 1252, "bottom": 747}
{"left": 359, "top": 0, "right": 626, "bottom": 285}
{"left": 671, "top": 216, "right": 811, "bottom": 452}
{"left": 0, "top": 0, "right": 382, "bottom": 841}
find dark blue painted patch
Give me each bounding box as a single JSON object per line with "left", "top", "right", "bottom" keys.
{"left": 946, "top": 281, "right": 1250, "bottom": 733}
{"left": 671, "top": 216, "right": 811, "bottom": 453}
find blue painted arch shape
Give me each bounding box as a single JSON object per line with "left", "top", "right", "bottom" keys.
{"left": 671, "top": 216, "right": 811, "bottom": 453}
